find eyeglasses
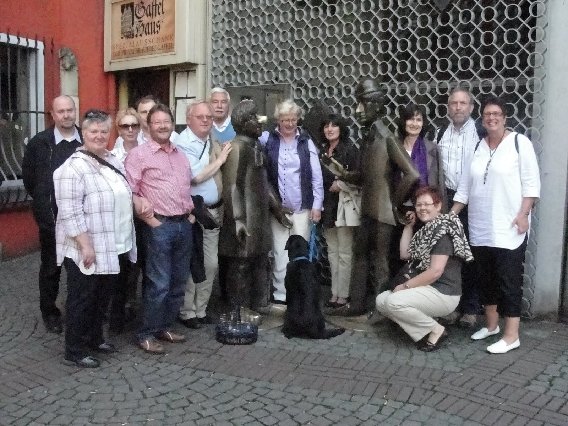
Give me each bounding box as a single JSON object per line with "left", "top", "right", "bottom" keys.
{"left": 118, "top": 123, "right": 140, "bottom": 130}
{"left": 150, "top": 120, "right": 172, "bottom": 126}
{"left": 482, "top": 111, "right": 504, "bottom": 118}
{"left": 190, "top": 114, "right": 213, "bottom": 122}
{"left": 415, "top": 202, "right": 435, "bottom": 208}
{"left": 279, "top": 118, "right": 298, "bottom": 125}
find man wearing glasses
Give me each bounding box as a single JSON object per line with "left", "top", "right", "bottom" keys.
{"left": 436, "top": 86, "right": 485, "bottom": 329}
{"left": 175, "top": 100, "right": 232, "bottom": 329}
{"left": 22, "top": 95, "right": 82, "bottom": 334}
{"left": 125, "top": 103, "right": 194, "bottom": 354}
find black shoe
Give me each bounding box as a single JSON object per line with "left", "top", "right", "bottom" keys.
{"left": 44, "top": 315, "right": 63, "bottom": 334}
{"left": 178, "top": 317, "right": 202, "bottom": 329}
{"left": 198, "top": 315, "right": 214, "bottom": 325}
{"left": 92, "top": 342, "right": 117, "bottom": 353}
{"left": 417, "top": 330, "right": 449, "bottom": 352}
{"left": 63, "top": 356, "right": 100, "bottom": 368}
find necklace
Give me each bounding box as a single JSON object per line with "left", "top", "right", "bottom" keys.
{"left": 403, "top": 136, "right": 417, "bottom": 152}
{"left": 483, "top": 130, "right": 507, "bottom": 185}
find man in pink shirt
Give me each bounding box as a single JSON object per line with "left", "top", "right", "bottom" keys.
{"left": 125, "top": 104, "right": 194, "bottom": 354}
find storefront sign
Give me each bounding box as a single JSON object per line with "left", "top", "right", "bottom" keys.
{"left": 110, "top": 0, "right": 175, "bottom": 60}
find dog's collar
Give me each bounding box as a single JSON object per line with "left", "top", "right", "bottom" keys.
{"left": 291, "top": 256, "right": 309, "bottom": 262}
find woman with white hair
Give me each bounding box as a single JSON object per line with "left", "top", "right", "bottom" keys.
{"left": 259, "top": 99, "right": 324, "bottom": 304}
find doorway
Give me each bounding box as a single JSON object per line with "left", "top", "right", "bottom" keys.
{"left": 126, "top": 68, "right": 170, "bottom": 108}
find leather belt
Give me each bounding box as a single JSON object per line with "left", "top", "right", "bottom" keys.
{"left": 207, "top": 199, "right": 224, "bottom": 209}
{"left": 154, "top": 213, "right": 189, "bottom": 222}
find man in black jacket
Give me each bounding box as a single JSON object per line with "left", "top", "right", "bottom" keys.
{"left": 22, "top": 95, "right": 82, "bottom": 333}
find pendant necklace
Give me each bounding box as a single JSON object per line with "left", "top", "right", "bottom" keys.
{"left": 483, "top": 130, "right": 507, "bottom": 185}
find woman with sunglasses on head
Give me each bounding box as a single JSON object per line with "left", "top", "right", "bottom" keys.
{"left": 376, "top": 186, "right": 473, "bottom": 352}
{"left": 452, "top": 96, "right": 540, "bottom": 354}
{"left": 54, "top": 109, "right": 138, "bottom": 367}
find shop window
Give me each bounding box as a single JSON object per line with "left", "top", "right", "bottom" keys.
{"left": 0, "top": 33, "right": 44, "bottom": 206}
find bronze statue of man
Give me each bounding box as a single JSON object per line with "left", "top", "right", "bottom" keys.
{"left": 326, "top": 78, "right": 419, "bottom": 315}
{"left": 218, "top": 100, "right": 292, "bottom": 313}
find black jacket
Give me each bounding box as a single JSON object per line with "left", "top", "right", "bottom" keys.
{"left": 22, "top": 127, "right": 82, "bottom": 230}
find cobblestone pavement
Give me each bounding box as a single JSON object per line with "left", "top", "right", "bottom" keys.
{"left": 1, "top": 254, "right": 568, "bottom": 425}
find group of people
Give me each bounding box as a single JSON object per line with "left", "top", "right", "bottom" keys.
{"left": 352, "top": 83, "right": 540, "bottom": 354}
{"left": 21, "top": 78, "right": 540, "bottom": 367}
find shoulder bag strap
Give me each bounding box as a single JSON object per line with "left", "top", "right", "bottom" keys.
{"left": 78, "top": 149, "right": 126, "bottom": 180}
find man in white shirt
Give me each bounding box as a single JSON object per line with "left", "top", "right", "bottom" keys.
{"left": 437, "top": 87, "right": 483, "bottom": 328}
{"left": 175, "top": 100, "right": 232, "bottom": 328}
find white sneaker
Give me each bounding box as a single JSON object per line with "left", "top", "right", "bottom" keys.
{"left": 487, "top": 339, "right": 520, "bottom": 354}
{"left": 470, "top": 326, "right": 500, "bottom": 340}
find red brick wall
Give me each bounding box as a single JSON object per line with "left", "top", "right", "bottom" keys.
{"left": 2, "top": 0, "right": 117, "bottom": 258}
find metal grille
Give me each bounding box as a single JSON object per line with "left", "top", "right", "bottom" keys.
{"left": 211, "top": 0, "right": 548, "bottom": 316}
{"left": 0, "top": 32, "right": 46, "bottom": 210}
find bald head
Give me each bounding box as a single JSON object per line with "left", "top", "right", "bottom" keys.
{"left": 51, "top": 96, "right": 77, "bottom": 132}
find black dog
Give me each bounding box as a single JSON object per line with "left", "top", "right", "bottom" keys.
{"left": 281, "top": 235, "right": 345, "bottom": 339}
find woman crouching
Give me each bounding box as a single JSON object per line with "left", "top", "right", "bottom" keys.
{"left": 375, "top": 186, "right": 473, "bottom": 351}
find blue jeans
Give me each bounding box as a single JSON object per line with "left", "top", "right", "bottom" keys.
{"left": 137, "top": 219, "right": 192, "bottom": 341}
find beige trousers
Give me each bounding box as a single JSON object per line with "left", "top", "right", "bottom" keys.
{"left": 375, "top": 286, "right": 460, "bottom": 342}
{"left": 271, "top": 210, "right": 311, "bottom": 302}
{"left": 179, "top": 207, "right": 221, "bottom": 320}
{"left": 323, "top": 226, "right": 354, "bottom": 299}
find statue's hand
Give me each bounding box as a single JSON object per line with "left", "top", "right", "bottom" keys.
{"left": 235, "top": 220, "right": 250, "bottom": 243}
{"left": 393, "top": 206, "right": 407, "bottom": 225}
{"left": 282, "top": 207, "right": 294, "bottom": 215}
{"left": 320, "top": 154, "right": 332, "bottom": 166}
{"left": 272, "top": 207, "right": 293, "bottom": 228}
{"left": 280, "top": 215, "right": 293, "bottom": 229}
{"left": 321, "top": 156, "right": 348, "bottom": 178}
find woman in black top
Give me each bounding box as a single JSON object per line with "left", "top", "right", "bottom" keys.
{"left": 319, "top": 114, "right": 360, "bottom": 308}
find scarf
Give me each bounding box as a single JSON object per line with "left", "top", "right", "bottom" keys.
{"left": 410, "top": 137, "right": 429, "bottom": 186}
{"left": 407, "top": 213, "right": 473, "bottom": 271}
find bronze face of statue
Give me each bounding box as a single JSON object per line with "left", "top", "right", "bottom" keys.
{"left": 232, "top": 100, "right": 262, "bottom": 139}
{"left": 354, "top": 78, "right": 386, "bottom": 127}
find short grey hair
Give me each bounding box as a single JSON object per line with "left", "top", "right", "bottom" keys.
{"left": 449, "top": 85, "right": 474, "bottom": 105}
{"left": 209, "top": 87, "right": 230, "bottom": 102}
{"left": 81, "top": 109, "right": 111, "bottom": 130}
{"left": 274, "top": 99, "right": 303, "bottom": 120}
{"left": 185, "top": 99, "right": 212, "bottom": 117}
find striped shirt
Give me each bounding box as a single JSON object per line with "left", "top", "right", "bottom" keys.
{"left": 437, "top": 118, "right": 480, "bottom": 191}
{"left": 54, "top": 151, "right": 136, "bottom": 274}
{"left": 125, "top": 139, "right": 194, "bottom": 216}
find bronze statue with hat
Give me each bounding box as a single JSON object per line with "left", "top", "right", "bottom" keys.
{"left": 322, "top": 78, "right": 419, "bottom": 316}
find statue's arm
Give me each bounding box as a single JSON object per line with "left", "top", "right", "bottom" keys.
{"left": 231, "top": 146, "right": 250, "bottom": 241}
{"left": 387, "top": 137, "right": 420, "bottom": 208}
